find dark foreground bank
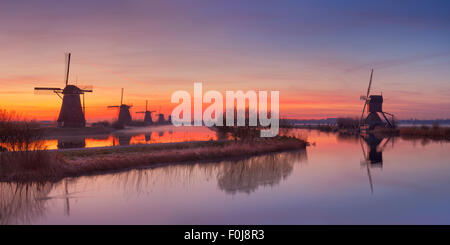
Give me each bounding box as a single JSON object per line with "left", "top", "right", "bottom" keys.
{"left": 0, "top": 137, "right": 307, "bottom": 182}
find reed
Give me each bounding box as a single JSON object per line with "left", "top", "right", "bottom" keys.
{"left": 399, "top": 125, "right": 450, "bottom": 140}
{"left": 336, "top": 117, "right": 360, "bottom": 130}
{"left": 0, "top": 109, "right": 67, "bottom": 181}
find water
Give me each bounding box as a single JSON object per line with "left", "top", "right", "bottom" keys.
{"left": 43, "top": 125, "right": 218, "bottom": 150}
{"left": 1, "top": 129, "right": 450, "bottom": 224}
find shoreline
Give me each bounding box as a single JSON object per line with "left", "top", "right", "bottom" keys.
{"left": 0, "top": 137, "right": 307, "bottom": 182}
{"left": 285, "top": 125, "right": 450, "bottom": 141}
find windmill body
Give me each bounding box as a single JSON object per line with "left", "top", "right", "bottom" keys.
{"left": 34, "top": 53, "right": 92, "bottom": 128}
{"left": 143, "top": 111, "right": 153, "bottom": 124}
{"left": 157, "top": 114, "right": 166, "bottom": 124}
{"left": 364, "top": 95, "right": 385, "bottom": 130}
{"left": 57, "top": 85, "right": 86, "bottom": 127}
{"left": 154, "top": 105, "right": 169, "bottom": 125}
{"left": 118, "top": 104, "right": 132, "bottom": 125}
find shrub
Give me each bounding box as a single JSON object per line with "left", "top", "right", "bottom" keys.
{"left": 210, "top": 107, "right": 263, "bottom": 141}
{"left": 336, "top": 117, "right": 359, "bottom": 130}
{"left": 111, "top": 120, "right": 124, "bottom": 129}
{"left": 0, "top": 110, "right": 61, "bottom": 179}
{"left": 91, "top": 120, "right": 110, "bottom": 127}
{"left": 0, "top": 110, "right": 45, "bottom": 152}
{"left": 127, "top": 120, "right": 148, "bottom": 127}
{"left": 399, "top": 125, "right": 450, "bottom": 141}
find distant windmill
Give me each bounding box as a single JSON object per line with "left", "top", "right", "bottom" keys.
{"left": 156, "top": 106, "right": 166, "bottom": 124}
{"left": 108, "top": 88, "right": 132, "bottom": 125}
{"left": 135, "top": 100, "right": 155, "bottom": 125}
{"left": 359, "top": 69, "right": 395, "bottom": 130}
{"left": 34, "top": 53, "right": 93, "bottom": 127}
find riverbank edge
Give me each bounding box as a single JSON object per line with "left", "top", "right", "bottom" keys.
{"left": 287, "top": 125, "right": 450, "bottom": 141}
{"left": 0, "top": 137, "right": 308, "bottom": 182}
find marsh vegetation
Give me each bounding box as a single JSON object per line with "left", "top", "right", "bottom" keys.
{"left": 0, "top": 109, "right": 307, "bottom": 182}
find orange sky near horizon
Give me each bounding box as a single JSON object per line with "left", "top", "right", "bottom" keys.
{"left": 1, "top": 1, "right": 449, "bottom": 121}
{"left": 1, "top": 53, "right": 449, "bottom": 122}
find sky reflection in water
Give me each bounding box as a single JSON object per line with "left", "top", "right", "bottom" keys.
{"left": 1, "top": 129, "right": 450, "bottom": 224}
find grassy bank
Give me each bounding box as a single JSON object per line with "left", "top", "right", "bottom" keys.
{"left": 0, "top": 136, "right": 307, "bottom": 182}
{"left": 398, "top": 126, "right": 450, "bottom": 141}
{"left": 291, "top": 117, "right": 450, "bottom": 141}
{"left": 370, "top": 125, "right": 450, "bottom": 141}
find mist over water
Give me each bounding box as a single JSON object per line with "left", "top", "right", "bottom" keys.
{"left": 42, "top": 125, "right": 217, "bottom": 150}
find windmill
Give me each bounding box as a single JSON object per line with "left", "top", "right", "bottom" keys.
{"left": 108, "top": 88, "right": 132, "bottom": 126}
{"left": 156, "top": 106, "right": 166, "bottom": 125}
{"left": 135, "top": 100, "right": 155, "bottom": 125}
{"left": 359, "top": 69, "right": 395, "bottom": 131}
{"left": 34, "top": 53, "right": 93, "bottom": 127}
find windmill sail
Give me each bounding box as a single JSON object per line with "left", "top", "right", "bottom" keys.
{"left": 77, "top": 85, "right": 93, "bottom": 92}
{"left": 34, "top": 87, "right": 63, "bottom": 95}
{"left": 65, "top": 53, "right": 71, "bottom": 86}
{"left": 360, "top": 69, "right": 373, "bottom": 124}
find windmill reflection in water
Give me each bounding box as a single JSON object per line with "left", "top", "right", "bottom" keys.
{"left": 360, "top": 133, "right": 395, "bottom": 194}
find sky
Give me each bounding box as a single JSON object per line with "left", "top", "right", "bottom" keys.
{"left": 0, "top": 0, "right": 449, "bottom": 121}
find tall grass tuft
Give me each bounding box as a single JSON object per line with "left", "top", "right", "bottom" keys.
{"left": 0, "top": 110, "right": 63, "bottom": 181}
{"left": 336, "top": 117, "right": 360, "bottom": 130}
{"left": 399, "top": 125, "right": 450, "bottom": 141}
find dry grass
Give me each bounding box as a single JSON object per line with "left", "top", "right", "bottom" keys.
{"left": 60, "top": 140, "right": 229, "bottom": 158}
{"left": 399, "top": 126, "right": 450, "bottom": 141}
{"left": 336, "top": 117, "right": 360, "bottom": 130}
{"left": 0, "top": 110, "right": 64, "bottom": 181}
{"left": 0, "top": 137, "right": 307, "bottom": 182}
{"left": 0, "top": 151, "right": 66, "bottom": 182}
{"left": 364, "top": 125, "right": 449, "bottom": 141}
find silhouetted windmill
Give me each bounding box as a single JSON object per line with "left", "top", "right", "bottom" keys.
{"left": 34, "top": 53, "right": 93, "bottom": 127}
{"left": 156, "top": 106, "right": 166, "bottom": 124}
{"left": 135, "top": 100, "right": 155, "bottom": 125}
{"left": 108, "top": 88, "right": 132, "bottom": 125}
{"left": 359, "top": 69, "right": 395, "bottom": 131}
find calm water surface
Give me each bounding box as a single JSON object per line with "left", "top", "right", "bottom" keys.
{"left": 1, "top": 129, "right": 450, "bottom": 224}
{"left": 43, "top": 125, "right": 218, "bottom": 150}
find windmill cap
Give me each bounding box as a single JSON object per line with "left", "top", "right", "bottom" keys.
{"left": 369, "top": 95, "right": 383, "bottom": 102}
{"left": 120, "top": 104, "right": 132, "bottom": 109}
{"left": 63, "top": 85, "right": 82, "bottom": 94}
